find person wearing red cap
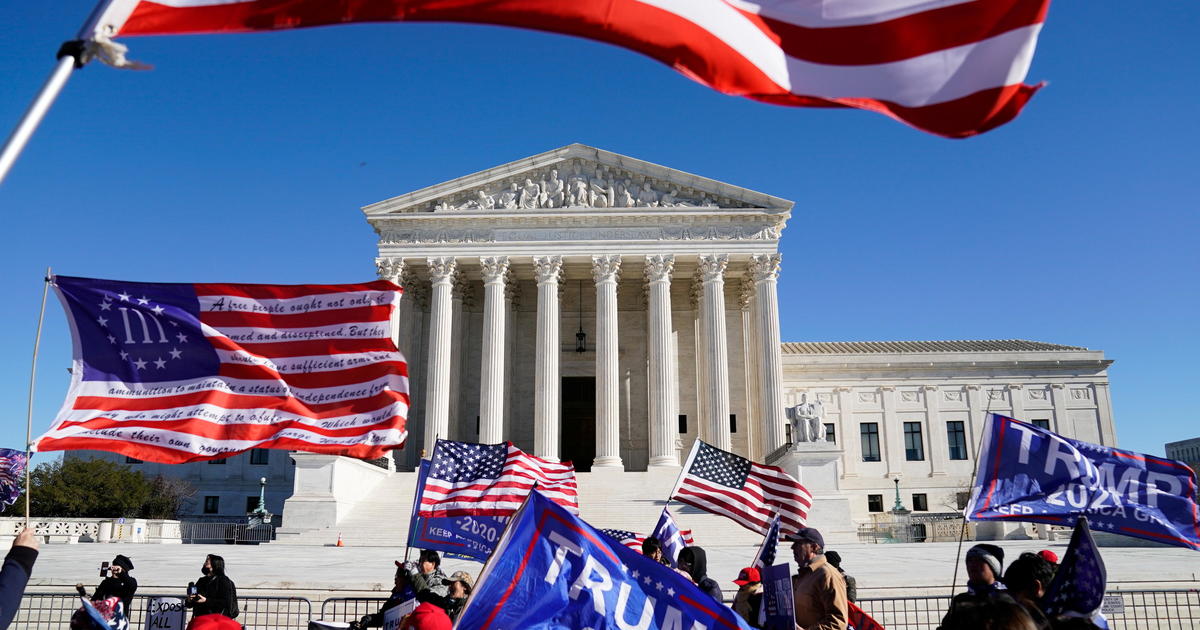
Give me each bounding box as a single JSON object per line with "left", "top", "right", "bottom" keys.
{"left": 731, "top": 567, "right": 764, "bottom": 629}
{"left": 1037, "top": 550, "right": 1058, "bottom": 572}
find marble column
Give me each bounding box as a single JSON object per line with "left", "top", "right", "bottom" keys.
{"left": 423, "top": 257, "right": 457, "bottom": 458}
{"left": 698, "top": 254, "right": 731, "bottom": 452}
{"left": 478, "top": 256, "right": 509, "bottom": 444}
{"left": 375, "top": 257, "right": 406, "bottom": 350}
{"left": 749, "top": 253, "right": 786, "bottom": 456}
{"left": 836, "top": 387, "right": 859, "bottom": 478}
{"left": 533, "top": 256, "right": 563, "bottom": 460}
{"left": 922, "top": 385, "right": 949, "bottom": 477}
{"left": 592, "top": 255, "right": 624, "bottom": 470}
{"left": 738, "top": 278, "right": 762, "bottom": 462}
{"left": 645, "top": 255, "right": 678, "bottom": 467}
{"left": 880, "top": 386, "right": 902, "bottom": 477}
{"left": 447, "top": 269, "right": 467, "bottom": 438}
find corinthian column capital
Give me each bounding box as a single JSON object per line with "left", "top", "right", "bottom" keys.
{"left": 480, "top": 256, "right": 510, "bottom": 284}
{"left": 533, "top": 255, "right": 563, "bottom": 285}
{"left": 426, "top": 257, "right": 457, "bottom": 283}
{"left": 591, "top": 255, "right": 622, "bottom": 284}
{"left": 643, "top": 254, "right": 675, "bottom": 283}
{"left": 375, "top": 257, "right": 404, "bottom": 282}
{"left": 698, "top": 254, "right": 729, "bottom": 282}
{"left": 749, "top": 253, "right": 782, "bottom": 282}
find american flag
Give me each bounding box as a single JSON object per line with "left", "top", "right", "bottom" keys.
{"left": 0, "top": 448, "right": 27, "bottom": 507}
{"left": 671, "top": 440, "right": 812, "bottom": 536}
{"left": 599, "top": 527, "right": 695, "bottom": 553}
{"left": 34, "top": 276, "right": 408, "bottom": 463}
{"left": 1044, "top": 516, "right": 1109, "bottom": 628}
{"left": 752, "top": 514, "right": 782, "bottom": 570}
{"left": 91, "top": 0, "right": 1049, "bottom": 138}
{"left": 418, "top": 439, "right": 577, "bottom": 518}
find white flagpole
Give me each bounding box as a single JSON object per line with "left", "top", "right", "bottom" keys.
{"left": 0, "top": 0, "right": 143, "bottom": 188}
{"left": 24, "top": 268, "right": 52, "bottom": 526}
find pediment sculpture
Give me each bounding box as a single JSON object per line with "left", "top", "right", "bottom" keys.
{"left": 428, "top": 159, "right": 745, "bottom": 212}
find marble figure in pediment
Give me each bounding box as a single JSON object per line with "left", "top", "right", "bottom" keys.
{"left": 542, "top": 168, "right": 565, "bottom": 208}
{"left": 497, "top": 182, "right": 519, "bottom": 209}
{"left": 519, "top": 178, "right": 541, "bottom": 209}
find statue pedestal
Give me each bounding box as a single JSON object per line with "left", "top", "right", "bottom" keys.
{"left": 773, "top": 442, "right": 857, "bottom": 544}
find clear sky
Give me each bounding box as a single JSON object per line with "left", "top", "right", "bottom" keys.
{"left": 1, "top": 2, "right": 1196, "bottom": 462}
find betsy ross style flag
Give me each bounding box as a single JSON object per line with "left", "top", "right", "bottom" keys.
{"left": 84, "top": 0, "right": 1051, "bottom": 138}
{"left": 671, "top": 440, "right": 812, "bottom": 536}
{"left": 34, "top": 276, "right": 409, "bottom": 464}
{"left": 418, "top": 439, "right": 578, "bottom": 518}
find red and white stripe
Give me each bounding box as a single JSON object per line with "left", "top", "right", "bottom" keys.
{"left": 36, "top": 280, "right": 409, "bottom": 464}
{"left": 420, "top": 443, "right": 579, "bottom": 518}
{"left": 672, "top": 442, "right": 813, "bottom": 535}
{"left": 603, "top": 529, "right": 695, "bottom": 552}
{"left": 102, "top": 0, "right": 1049, "bottom": 137}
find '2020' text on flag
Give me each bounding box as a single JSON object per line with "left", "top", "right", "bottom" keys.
{"left": 419, "top": 439, "right": 579, "bottom": 518}
{"left": 92, "top": 0, "right": 1051, "bottom": 138}
{"left": 34, "top": 276, "right": 409, "bottom": 464}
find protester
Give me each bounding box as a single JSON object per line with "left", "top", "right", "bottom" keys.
{"left": 731, "top": 567, "right": 763, "bottom": 629}
{"left": 641, "top": 537, "right": 669, "bottom": 566}
{"left": 677, "top": 546, "right": 723, "bottom": 603}
{"left": 186, "top": 555, "right": 238, "bottom": 619}
{"left": 355, "top": 563, "right": 416, "bottom": 628}
{"left": 1002, "top": 553, "right": 1054, "bottom": 630}
{"left": 439, "top": 571, "right": 473, "bottom": 623}
{"left": 964, "top": 544, "right": 1007, "bottom": 595}
{"left": 1037, "top": 550, "right": 1059, "bottom": 573}
{"left": 93, "top": 555, "right": 137, "bottom": 614}
{"left": 0, "top": 528, "right": 39, "bottom": 630}
{"left": 938, "top": 592, "right": 1038, "bottom": 630}
{"left": 403, "top": 550, "right": 449, "bottom": 603}
{"left": 788, "top": 527, "right": 848, "bottom": 630}
{"left": 398, "top": 600, "right": 451, "bottom": 630}
{"left": 940, "top": 544, "right": 1016, "bottom": 630}
{"left": 823, "top": 551, "right": 856, "bottom": 603}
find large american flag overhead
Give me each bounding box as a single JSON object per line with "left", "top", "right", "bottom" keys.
{"left": 418, "top": 439, "right": 578, "bottom": 518}
{"left": 671, "top": 440, "right": 812, "bottom": 535}
{"left": 94, "top": 0, "right": 1051, "bottom": 138}
{"left": 34, "top": 276, "right": 409, "bottom": 463}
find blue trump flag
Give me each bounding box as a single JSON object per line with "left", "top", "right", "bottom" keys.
{"left": 1043, "top": 516, "right": 1109, "bottom": 629}
{"left": 966, "top": 414, "right": 1200, "bottom": 550}
{"left": 407, "top": 458, "right": 508, "bottom": 562}
{"left": 752, "top": 515, "right": 781, "bottom": 570}
{"left": 651, "top": 508, "right": 688, "bottom": 568}
{"left": 456, "top": 491, "right": 752, "bottom": 630}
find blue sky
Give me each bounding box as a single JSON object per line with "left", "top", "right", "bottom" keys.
{"left": 1, "top": 2, "right": 1196, "bottom": 461}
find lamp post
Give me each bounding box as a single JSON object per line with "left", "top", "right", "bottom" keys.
{"left": 892, "top": 475, "right": 907, "bottom": 512}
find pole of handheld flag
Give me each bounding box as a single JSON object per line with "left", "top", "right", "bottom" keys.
{"left": 0, "top": 57, "right": 79, "bottom": 188}
{"left": 949, "top": 396, "right": 996, "bottom": 598}
{"left": 24, "top": 268, "right": 52, "bottom": 525}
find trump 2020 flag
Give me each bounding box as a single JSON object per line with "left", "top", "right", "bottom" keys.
{"left": 35, "top": 276, "right": 409, "bottom": 464}
{"left": 86, "top": 0, "right": 1050, "bottom": 138}
{"left": 651, "top": 508, "right": 689, "bottom": 568}
{"left": 457, "top": 490, "right": 752, "bottom": 630}
{"left": 0, "top": 448, "right": 28, "bottom": 508}
{"left": 966, "top": 414, "right": 1200, "bottom": 551}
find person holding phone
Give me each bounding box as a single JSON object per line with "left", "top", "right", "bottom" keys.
{"left": 185, "top": 555, "right": 237, "bottom": 619}
{"left": 93, "top": 555, "right": 137, "bottom": 614}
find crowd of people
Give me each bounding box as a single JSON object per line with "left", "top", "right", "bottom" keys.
{"left": 0, "top": 524, "right": 1106, "bottom": 630}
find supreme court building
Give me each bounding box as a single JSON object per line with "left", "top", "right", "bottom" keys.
{"left": 365, "top": 144, "right": 1118, "bottom": 526}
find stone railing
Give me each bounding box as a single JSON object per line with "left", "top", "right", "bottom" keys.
{"left": 0, "top": 517, "right": 182, "bottom": 544}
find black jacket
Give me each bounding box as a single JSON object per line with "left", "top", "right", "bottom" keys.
{"left": 679, "top": 547, "right": 724, "bottom": 604}
{"left": 93, "top": 574, "right": 138, "bottom": 614}
{"left": 361, "top": 590, "right": 409, "bottom": 628}
{"left": 188, "top": 575, "right": 238, "bottom": 618}
{"left": 0, "top": 546, "right": 38, "bottom": 630}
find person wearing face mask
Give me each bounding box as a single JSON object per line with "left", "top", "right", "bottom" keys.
{"left": 438, "top": 571, "right": 473, "bottom": 623}
{"left": 186, "top": 554, "right": 238, "bottom": 619}
{"left": 93, "top": 555, "right": 137, "bottom": 614}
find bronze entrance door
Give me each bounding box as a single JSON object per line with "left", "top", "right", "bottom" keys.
{"left": 560, "top": 376, "right": 596, "bottom": 472}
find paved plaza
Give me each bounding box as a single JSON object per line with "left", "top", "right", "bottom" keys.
{"left": 23, "top": 539, "right": 1200, "bottom": 600}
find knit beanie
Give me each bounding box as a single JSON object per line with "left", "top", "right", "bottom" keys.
{"left": 966, "top": 544, "right": 1004, "bottom": 578}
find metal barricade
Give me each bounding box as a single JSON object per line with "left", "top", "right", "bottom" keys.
{"left": 11, "top": 593, "right": 310, "bottom": 630}
{"left": 857, "top": 595, "right": 952, "bottom": 630}
{"left": 317, "top": 598, "right": 389, "bottom": 623}
{"left": 180, "top": 522, "right": 275, "bottom": 544}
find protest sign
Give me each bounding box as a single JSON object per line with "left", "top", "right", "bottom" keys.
{"left": 144, "top": 597, "right": 185, "bottom": 630}
{"left": 966, "top": 414, "right": 1200, "bottom": 550}
{"left": 456, "top": 491, "right": 751, "bottom": 630}
{"left": 760, "top": 563, "right": 794, "bottom": 630}
{"left": 382, "top": 599, "right": 415, "bottom": 630}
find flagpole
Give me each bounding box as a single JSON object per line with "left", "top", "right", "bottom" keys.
{"left": 949, "top": 396, "right": 997, "bottom": 597}
{"left": 0, "top": 0, "right": 140, "bottom": 188}
{"left": 24, "top": 268, "right": 52, "bottom": 526}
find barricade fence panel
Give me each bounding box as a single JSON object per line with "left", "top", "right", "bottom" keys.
{"left": 12, "top": 589, "right": 1197, "bottom": 630}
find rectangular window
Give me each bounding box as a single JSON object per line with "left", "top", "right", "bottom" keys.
{"left": 867, "top": 494, "right": 884, "bottom": 513}
{"left": 729, "top": 414, "right": 737, "bottom": 433}
{"left": 208, "top": 458, "right": 226, "bottom": 465}
{"left": 125, "top": 456, "right": 142, "bottom": 464}
{"left": 678, "top": 415, "right": 687, "bottom": 434}
{"left": 824, "top": 423, "right": 836, "bottom": 444}
{"left": 475, "top": 416, "right": 481, "bottom": 434}
{"left": 904, "top": 422, "right": 925, "bottom": 461}
{"left": 1032, "top": 419, "right": 1050, "bottom": 430}
{"left": 249, "top": 449, "right": 269, "bottom": 465}
{"left": 203, "top": 496, "right": 219, "bottom": 514}
{"left": 860, "top": 423, "right": 881, "bottom": 462}
{"left": 912, "top": 493, "right": 928, "bottom": 511}
{"left": 947, "top": 421, "right": 968, "bottom": 460}
{"left": 245, "top": 496, "right": 260, "bottom": 513}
